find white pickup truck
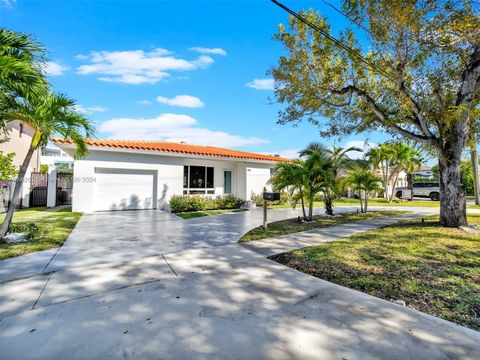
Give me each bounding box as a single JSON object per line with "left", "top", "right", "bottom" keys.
{"left": 395, "top": 182, "right": 440, "bottom": 201}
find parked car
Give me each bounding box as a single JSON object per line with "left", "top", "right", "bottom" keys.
{"left": 395, "top": 182, "right": 440, "bottom": 201}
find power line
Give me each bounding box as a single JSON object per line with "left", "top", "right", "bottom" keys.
{"left": 270, "top": 0, "right": 394, "bottom": 81}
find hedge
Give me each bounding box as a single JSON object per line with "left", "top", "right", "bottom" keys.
{"left": 169, "top": 195, "right": 245, "bottom": 213}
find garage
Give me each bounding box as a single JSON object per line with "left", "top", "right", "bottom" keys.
{"left": 94, "top": 168, "right": 157, "bottom": 211}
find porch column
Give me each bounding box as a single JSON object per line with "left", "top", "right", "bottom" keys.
{"left": 47, "top": 169, "right": 57, "bottom": 207}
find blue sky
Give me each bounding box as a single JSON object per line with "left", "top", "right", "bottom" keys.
{"left": 1, "top": 0, "right": 391, "bottom": 158}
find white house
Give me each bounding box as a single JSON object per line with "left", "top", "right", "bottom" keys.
{"left": 51, "top": 138, "right": 287, "bottom": 213}
{"left": 41, "top": 145, "right": 74, "bottom": 170}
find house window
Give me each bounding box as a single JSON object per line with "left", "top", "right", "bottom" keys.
{"left": 183, "top": 165, "right": 214, "bottom": 195}
{"left": 19, "top": 123, "right": 24, "bottom": 137}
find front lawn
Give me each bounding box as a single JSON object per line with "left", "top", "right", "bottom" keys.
{"left": 0, "top": 207, "right": 82, "bottom": 260}
{"left": 176, "top": 208, "right": 247, "bottom": 219}
{"left": 271, "top": 214, "right": 480, "bottom": 331}
{"left": 239, "top": 211, "right": 406, "bottom": 242}
{"left": 268, "top": 198, "right": 441, "bottom": 209}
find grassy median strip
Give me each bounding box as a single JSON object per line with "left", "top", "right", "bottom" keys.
{"left": 0, "top": 207, "right": 82, "bottom": 260}
{"left": 239, "top": 211, "right": 406, "bottom": 242}
{"left": 175, "top": 208, "right": 247, "bottom": 219}
{"left": 271, "top": 214, "right": 480, "bottom": 331}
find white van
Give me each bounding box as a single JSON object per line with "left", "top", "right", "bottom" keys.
{"left": 395, "top": 182, "right": 440, "bottom": 201}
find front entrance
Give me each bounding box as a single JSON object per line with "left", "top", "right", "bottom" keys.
{"left": 30, "top": 172, "right": 48, "bottom": 207}
{"left": 56, "top": 172, "right": 73, "bottom": 205}
{"left": 224, "top": 170, "right": 233, "bottom": 194}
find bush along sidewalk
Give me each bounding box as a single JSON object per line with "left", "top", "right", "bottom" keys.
{"left": 169, "top": 195, "right": 245, "bottom": 213}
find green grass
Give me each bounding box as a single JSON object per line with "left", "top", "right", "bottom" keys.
{"left": 268, "top": 198, "right": 442, "bottom": 209}
{"left": 239, "top": 211, "right": 406, "bottom": 242}
{"left": 175, "top": 208, "right": 247, "bottom": 219}
{"left": 0, "top": 207, "right": 82, "bottom": 260}
{"left": 271, "top": 214, "right": 480, "bottom": 331}
{"left": 334, "top": 197, "right": 442, "bottom": 207}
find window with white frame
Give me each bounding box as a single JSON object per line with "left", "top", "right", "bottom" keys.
{"left": 183, "top": 166, "right": 214, "bottom": 195}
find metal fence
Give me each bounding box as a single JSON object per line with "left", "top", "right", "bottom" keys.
{"left": 56, "top": 172, "right": 73, "bottom": 205}
{"left": 29, "top": 172, "right": 48, "bottom": 207}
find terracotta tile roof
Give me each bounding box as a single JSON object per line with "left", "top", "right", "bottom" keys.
{"left": 50, "top": 138, "right": 290, "bottom": 162}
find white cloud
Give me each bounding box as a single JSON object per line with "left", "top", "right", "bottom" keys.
{"left": 343, "top": 140, "right": 377, "bottom": 159}
{"left": 136, "top": 100, "right": 152, "bottom": 105}
{"left": 189, "top": 47, "right": 227, "bottom": 56}
{"left": 156, "top": 95, "right": 204, "bottom": 108}
{"left": 98, "top": 114, "right": 269, "bottom": 147}
{"left": 45, "top": 61, "right": 69, "bottom": 76}
{"left": 76, "top": 48, "right": 215, "bottom": 85}
{"left": 74, "top": 105, "right": 108, "bottom": 115}
{"left": 74, "top": 54, "right": 89, "bottom": 60}
{"left": 246, "top": 78, "right": 274, "bottom": 90}
{"left": 262, "top": 149, "right": 300, "bottom": 159}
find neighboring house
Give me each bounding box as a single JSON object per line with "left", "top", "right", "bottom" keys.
{"left": 414, "top": 165, "right": 434, "bottom": 178}
{"left": 41, "top": 145, "right": 74, "bottom": 170}
{"left": 51, "top": 138, "right": 288, "bottom": 213}
{"left": 0, "top": 120, "right": 40, "bottom": 171}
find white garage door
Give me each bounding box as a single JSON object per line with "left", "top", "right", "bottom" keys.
{"left": 94, "top": 168, "right": 156, "bottom": 211}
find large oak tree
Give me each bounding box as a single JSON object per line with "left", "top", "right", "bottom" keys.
{"left": 271, "top": 0, "right": 480, "bottom": 227}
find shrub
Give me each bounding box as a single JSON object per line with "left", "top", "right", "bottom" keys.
{"left": 216, "top": 195, "right": 245, "bottom": 209}
{"left": 169, "top": 195, "right": 245, "bottom": 213}
{"left": 8, "top": 222, "right": 40, "bottom": 239}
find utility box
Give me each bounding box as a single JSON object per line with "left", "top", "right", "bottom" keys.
{"left": 263, "top": 192, "right": 281, "bottom": 201}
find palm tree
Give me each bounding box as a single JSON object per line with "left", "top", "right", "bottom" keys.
{"left": 270, "top": 160, "right": 308, "bottom": 219}
{"left": 0, "top": 28, "right": 47, "bottom": 127}
{"left": 366, "top": 142, "right": 423, "bottom": 202}
{"left": 346, "top": 164, "right": 383, "bottom": 212}
{"left": 300, "top": 143, "right": 361, "bottom": 216}
{"left": 0, "top": 92, "right": 95, "bottom": 237}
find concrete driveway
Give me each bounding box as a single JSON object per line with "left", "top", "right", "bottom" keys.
{"left": 0, "top": 206, "right": 438, "bottom": 282}
{"left": 2, "top": 206, "right": 479, "bottom": 359}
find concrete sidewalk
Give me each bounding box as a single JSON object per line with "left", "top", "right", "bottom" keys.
{"left": 1, "top": 211, "right": 479, "bottom": 359}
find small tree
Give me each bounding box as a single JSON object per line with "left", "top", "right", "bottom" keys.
{"left": 300, "top": 142, "right": 360, "bottom": 215}
{"left": 346, "top": 165, "right": 383, "bottom": 213}
{"left": 0, "top": 92, "right": 94, "bottom": 237}
{"left": 270, "top": 160, "right": 308, "bottom": 219}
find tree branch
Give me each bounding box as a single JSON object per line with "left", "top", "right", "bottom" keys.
{"left": 331, "top": 84, "right": 437, "bottom": 146}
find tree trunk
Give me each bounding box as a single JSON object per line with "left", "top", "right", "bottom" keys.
{"left": 300, "top": 196, "right": 307, "bottom": 220}
{"left": 359, "top": 195, "right": 363, "bottom": 213}
{"left": 308, "top": 198, "right": 313, "bottom": 221}
{"left": 0, "top": 147, "right": 36, "bottom": 237}
{"left": 471, "top": 145, "right": 480, "bottom": 206}
{"left": 324, "top": 193, "right": 334, "bottom": 215}
{"left": 365, "top": 193, "right": 369, "bottom": 212}
{"left": 405, "top": 173, "right": 414, "bottom": 201}
{"left": 438, "top": 154, "right": 467, "bottom": 227}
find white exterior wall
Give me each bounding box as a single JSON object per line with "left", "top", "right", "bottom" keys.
{"left": 72, "top": 150, "right": 183, "bottom": 213}
{"left": 70, "top": 149, "right": 278, "bottom": 213}
{"left": 246, "top": 165, "right": 272, "bottom": 201}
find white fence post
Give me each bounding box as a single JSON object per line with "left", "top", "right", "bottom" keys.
{"left": 21, "top": 166, "right": 32, "bottom": 208}
{"left": 47, "top": 169, "right": 57, "bottom": 208}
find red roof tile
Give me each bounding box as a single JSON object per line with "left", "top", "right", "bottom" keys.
{"left": 50, "top": 138, "right": 290, "bottom": 162}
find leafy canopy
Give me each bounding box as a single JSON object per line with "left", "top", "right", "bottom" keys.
{"left": 271, "top": 1, "right": 480, "bottom": 154}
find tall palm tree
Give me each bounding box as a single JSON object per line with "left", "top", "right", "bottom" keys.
{"left": 0, "top": 92, "right": 95, "bottom": 237}
{"left": 346, "top": 165, "right": 383, "bottom": 213}
{"left": 0, "top": 28, "right": 47, "bottom": 127}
